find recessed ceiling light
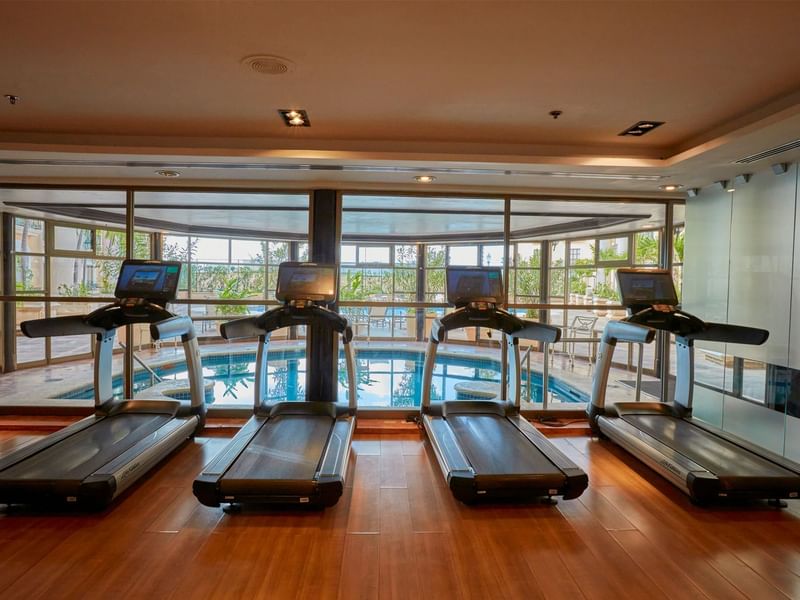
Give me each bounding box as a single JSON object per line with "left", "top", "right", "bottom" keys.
{"left": 619, "top": 121, "right": 665, "bottom": 137}
{"left": 658, "top": 184, "right": 683, "bottom": 191}
{"left": 279, "top": 109, "right": 310, "bottom": 127}
{"left": 4, "top": 94, "right": 20, "bottom": 105}
{"left": 414, "top": 175, "right": 436, "bottom": 183}
{"left": 156, "top": 169, "right": 180, "bottom": 178}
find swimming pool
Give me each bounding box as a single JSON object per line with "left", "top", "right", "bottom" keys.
{"left": 57, "top": 348, "right": 589, "bottom": 407}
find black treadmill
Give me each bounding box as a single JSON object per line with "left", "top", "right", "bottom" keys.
{"left": 587, "top": 268, "right": 800, "bottom": 504}
{"left": 193, "top": 262, "right": 357, "bottom": 509}
{"left": 0, "top": 260, "right": 206, "bottom": 510}
{"left": 419, "top": 267, "right": 588, "bottom": 503}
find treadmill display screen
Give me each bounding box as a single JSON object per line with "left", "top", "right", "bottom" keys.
{"left": 276, "top": 262, "right": 337, "bottom": 303}
{"left": 446, "top": 267, "right": 504, "bottom": 306}
{"left": 617, "top": 269, "right": 679, "bottom": 307}
{"left": 114, "top": 260, "right": 181, "bottom": 302}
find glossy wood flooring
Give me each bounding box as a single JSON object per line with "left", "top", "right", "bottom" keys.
{"left": 2, "top": 429, "right": 800, "bottom": 600}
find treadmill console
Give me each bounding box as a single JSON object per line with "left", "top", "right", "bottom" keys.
{"left": 276, "top": 262, "right": 338, "bottom": 305}
{"left": 446, "top": 267, "right": 505, "bottom": 309}
{"left": 114, "top": 260, "right": 181, "bottom": 307}
{"left": 616, "top": 268, "right": 704, "bottom": 335}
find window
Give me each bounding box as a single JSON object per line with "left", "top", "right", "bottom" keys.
{"left": 358, "top": 246, "right": 391, "bottom": 264}
{"left": 448, "top": 245, "right": 478, "bottom": 266}
{"left": 598, "top": 236, "right": 628, "bottom": 262}
{"left": 634, "top": 231, "right": 660, "bottom": 265}
{"left": 53, "top": 225, "right": 92, "bottom": 253}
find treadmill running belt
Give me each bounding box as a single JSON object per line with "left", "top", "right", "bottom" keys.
{"left": 0, "top": 413, "right": 172, "bottom": 481}
{"left": 621, "top": 414, "right": 796, "bottom": 479}
{"left": 448, "top": 414, "right": 562, "bottom": 476}
{"left": 223, "top": 415, "right": 332, "bottom": 481}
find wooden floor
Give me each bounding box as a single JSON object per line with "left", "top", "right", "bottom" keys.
{"left": 1, "top": 430, "right": 800, "bottom": 600}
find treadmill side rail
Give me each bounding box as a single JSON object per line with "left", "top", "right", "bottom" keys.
{"left": 507, "top": 415, "right": 589, "bottom": 499}
{"left": 0, "top": 415, "right": 103, "bottom": 472}
{"left": 193, "top": 417, "right": 266, "bottom": 506}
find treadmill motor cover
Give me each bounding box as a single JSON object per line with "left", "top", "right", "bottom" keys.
{"left": 446, "top": 267, "right": 505, "bottom": 307}
{"left": 617, "top": 269, "right": 679, "bottom": 307}
{"left": 276, "top": 263, "right": 338, "bottom": 303}
{"left": 114, "top": 260, "right": 181, "bottom": 302}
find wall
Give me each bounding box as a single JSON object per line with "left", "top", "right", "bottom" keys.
{"left": 685, "top": 162, "right": 800, "bottom": 460}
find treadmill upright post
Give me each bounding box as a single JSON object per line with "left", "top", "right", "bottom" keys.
{"left": 255, "top": 333, "right": 271, "bottom": 413}
{"left": 93, "top": 330, "right": 117, "bottom": 409}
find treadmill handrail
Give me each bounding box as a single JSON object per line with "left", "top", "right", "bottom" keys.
{"left": 220, "top": 304, "right": 353, "bottom": 342}
{"left": 21, "top": 314, "right": 108, "bottom": 338}
{"left": 150, "top": 315, "right": 197, "bottom": 342}
{"left": 679, "top": 321, "right": 769, "bottom": 345}
{"left": 430, "top": 306, "right": 560, "bottom": 343}
{"left": 601, "top": 321, "right": 656, "bottom": 345}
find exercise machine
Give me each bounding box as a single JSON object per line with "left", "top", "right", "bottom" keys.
{"left": 0, "top": 259, "right": 205, "bottom": 510}
{"left": 587, "top": 268, "right": 800, "bottom": 504}
{"left": 420, "top": 266, "right": 588, "bottom": 503}
{"left": 193, "top": 262, "right": 356, "bottom": 508}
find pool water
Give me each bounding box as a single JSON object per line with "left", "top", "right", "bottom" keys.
{"left": 58, "top": 348, "right": 589, "bottom": 407}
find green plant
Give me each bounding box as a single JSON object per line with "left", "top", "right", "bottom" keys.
{"left": 57, "top": 281, "right": 92, "bottom": 297}
{"left": 673, "top": 229, "right": 685, "bottom": 263}
{"left": 216, "top": 273, "right": 259, "bottom": 316}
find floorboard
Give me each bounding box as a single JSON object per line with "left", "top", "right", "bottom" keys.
{"left": 1, "top": 430, "right": 799, "bottom": 599}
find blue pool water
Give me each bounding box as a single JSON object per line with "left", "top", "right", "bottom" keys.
{"left": 58, "top": 349, "right": 589, "bottom": 407}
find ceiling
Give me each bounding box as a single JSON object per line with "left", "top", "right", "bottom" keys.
{"left": 1, "top": 0, "right": 800, "bottom": 194}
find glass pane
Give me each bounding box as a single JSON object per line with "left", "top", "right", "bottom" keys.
{"left": 426, "top": 245, "right": 446, "bottom": 268}
{"left": 358, "top": 246, "right": 390, "bottom": 264}
{"left": 51, "top": 257, "right": 104, "bottom": 296}
{"left": 568, "top": 266, "right": 595, "bottom": 297}
{"left": 15, "top": 255, "right": 45, "bottom": 293}
{"left": 673, "top": 226, "right": 685, "bottom": 264}
{"left": 95, "top": 260, "right": 123, "bottom": 295}
{"left": 598, "top": 237, "right": 628, "bottom": 262}
{"left": 634, "top": 230, "right": 660, "bottom": 265}
{"left": 514, "top": 269, "right": 540, "bottom": 301}
{"left": 594, "top": 267, "right": 620, "bottom": 301}
{"left": 192, "top": 237, "right": 229, "bottom": 263}
{"left": 481, "top": 244, "right": 505, "bottom": 266}
{"left": 448, "top": 245, "right": 478, "bottom": 266}
{"left": 54, "top": 225, "right": 92, "bottom": 252}
{"left": 267, "top": 241, "right": 289, "bottom": 264}
{"left": 298, "top": 242, "right": 309, "bottom": 262}
{"left": 515, "top": 243, "right": 540, "bottom": 268}
{"left": 394, "top": 268, "right": 417, "bottom": 299}
{"left": 50, "top": 301, "right": 93, "bottom": 359}
{"left": 549, "top": 270, "right": 565, "bottom": 301}
{"left": 162, "top": 235, "right": 190, "bottom": 261}
{"left": 15, "top": 218, "right": 45, "bottom": 253}
{"left": 395, "top": 245, "right": 417, "bottom": 266}
{"left": 134, "top": 232, "right": 151, "bottom": 259}
{"left": 568, "top": 240, "right": 594, "bottom": 266}
{"left": 341, "top": 245, "right": 357, "bottom": 264}
{"left": 96, "top": 229, "right": 126, "bottom": 257}
{"left": 14, "top": 301, "right": 46, "bottom": 364}
{"left": 551, "top": 241, "right": 565, "bottom": 267}
{"left": 425, "top": 268, "right": 446, "bottom": 302}
{"left": 231, "top": 239, "right": 265, "bottom": 264}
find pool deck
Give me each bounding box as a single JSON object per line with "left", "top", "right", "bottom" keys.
{"left": 0, "top": 340, "right": 656, "bottom": 411}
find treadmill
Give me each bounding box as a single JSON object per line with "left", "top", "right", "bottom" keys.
{"left": 587, "top": 268, "right": 800, "bottom": 504}
{"left": 420, "top": 266, "right": 588, "bottom": 503}
{"left": 0, "top": 259, "right": 206, "bottom": 510}
{"left": 193, "top": 262, "right": 357, "bottom": 509}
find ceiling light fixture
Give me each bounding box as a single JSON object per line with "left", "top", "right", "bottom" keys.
{"left": 686, "top": 188, "right": 700, "bottom": 198}
{"left": 619, "top": 120, "right": 665, "bottom": 137}
{"left": 156, "top": 169, "right": 181, "bottom": 178}
{"left": 414, "top": 175, "right": 436, "bottom": 183}
{"left": 716, "top": 180, "right": 735, "bottom": 192}
{"left": 279, "top": 109, "right": 310, "bottom": 127}
{"left": 772, "top": 162, "right": 790, "bottom": 175}
{"left": 241, "top": 54, "right": 295, "bottom": 76}
{"left": 734, "top": 173, "right": 752, "bottom": 185}
{"left": 658, "top": 184, "right": 683, "bottom": 192}
{"left": 4, "top": 94, "right": 20, "bottom": 105}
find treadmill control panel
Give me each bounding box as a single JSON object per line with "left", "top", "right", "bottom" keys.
{"left": 446, "top": 267, "right": 505, "bottom": 308}
{"left": 617, "top": 268, "right": 679, "bottom": 313}
{"left": 276, "top": 262, "right": 338, "bottom": 304}
{"left": 115, "top": 260, "right": 182, "bottom": 304}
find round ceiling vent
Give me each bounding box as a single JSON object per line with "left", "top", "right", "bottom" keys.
{"left": 241, "top": 54, "right": 295, "bottom": 75}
